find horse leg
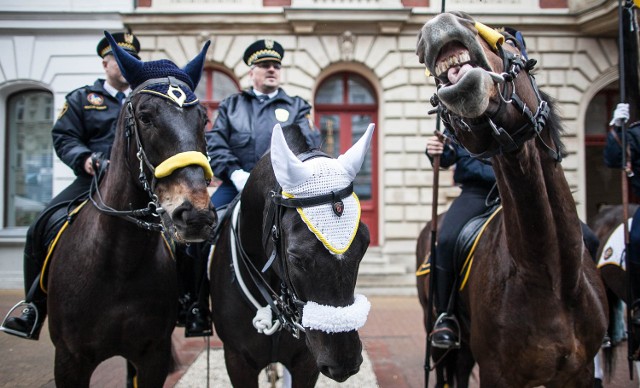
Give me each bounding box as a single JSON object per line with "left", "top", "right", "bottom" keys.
{"left": 53, "top": 347, "right": 97, "bottom": 388}
{"left": 456, "top": 344, "right": 475, "bottom": 388}
{"left": 131, "top": 343, "right": 174, "bottom": 388}
{"left": 223, "top": 346, "right": 261, "bottom": 388}
{"left": 287, "top": 353, "right": 319, "bottom": 388}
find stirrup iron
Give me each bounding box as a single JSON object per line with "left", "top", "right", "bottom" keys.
{"left": 431, "top": 312, "right": 461, "bottom": 349}
{"left": 0, "top": 300, "right": 40, "bottom": 339}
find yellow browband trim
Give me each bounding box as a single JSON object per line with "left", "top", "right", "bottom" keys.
{"left": 424, "top": 21, "right": 504, "bottom": 78}
{"left": 155, "top": 151, "right": 213, "bottom": 180}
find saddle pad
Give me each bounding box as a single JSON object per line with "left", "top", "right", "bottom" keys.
{"left": 415, "top": 204, "right": 502, "bottom": 285}
{"left": 597, "top": 218, "right": 633, "bottom": 271}
{"left": 39, "top": 200, "right": 175, "bottom": 293}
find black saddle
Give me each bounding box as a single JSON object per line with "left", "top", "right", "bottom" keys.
{"left": 453, "top": 203, "right": 502, "bottom": 275}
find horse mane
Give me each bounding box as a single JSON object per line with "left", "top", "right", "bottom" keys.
{"left": 540, "top": 90, "right": 567, "bottom": 159}
{"left": 280, "top": 124, "right": 314, "bottom": 156}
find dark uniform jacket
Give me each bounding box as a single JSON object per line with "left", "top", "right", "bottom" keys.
{"left": 604, "top": 121, "right": 640, "bottom": 197}
{"left": 427, "top": 141, "right": 496, "bottom": 189}
{"left": 206, "top": 88, "right": 320, "bottom": 181}
{"left": 52, "top": 79, "right": 122, "bottom": 177}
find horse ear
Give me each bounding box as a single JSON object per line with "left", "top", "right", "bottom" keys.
{"left": 271, "top": 124, "right": 314, "bottom": 189}
{"left": 337, "top": 123, "right": 375, "bottom": 181}
{"left": 103, "top": 31, "right": 143, "bottom": 86}
{"left": 183, "top": 40, "right": 211, "bottom": 90}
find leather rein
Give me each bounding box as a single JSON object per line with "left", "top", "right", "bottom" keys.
{"left": 89, "top": 77, "right": 212, "bottom": 233}
{"left": 431, "top": 43, "right": 561, "bottom": 162}
{"left": 231, "top": 149, "right": 355, "bottom": 338}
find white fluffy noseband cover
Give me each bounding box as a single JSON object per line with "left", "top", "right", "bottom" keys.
{"left": 301, "top": 294, "right": 371, "bottom": 333}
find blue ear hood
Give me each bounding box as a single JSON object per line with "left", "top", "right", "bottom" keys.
{"left": 104, "top": 31, "right": 211, "bottom": 106}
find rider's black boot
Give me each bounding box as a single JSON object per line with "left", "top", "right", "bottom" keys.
{"left": 1, "top": 236, "right": 47, "bottom": 340}
{"left": 178, "top": 243, "right": 213, "bottom": 337}
{"left": 2, "top": 276, "right": 46, "bottom": 340}
{"left": 431, "top": 267, "right": 460, "bottom": 349}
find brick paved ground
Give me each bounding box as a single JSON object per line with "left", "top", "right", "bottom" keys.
{"left": 1, "top": 289, "right": 637, "bottom": 387}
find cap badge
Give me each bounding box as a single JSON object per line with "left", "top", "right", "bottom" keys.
{"left": 124, "top": 33, "right": 134, "bottom": 44}
{"left": 275, "top": 108, "right": 289, "bottom": 122}
{"left": 265, "top": 39, "right": 274, "bottom": 49}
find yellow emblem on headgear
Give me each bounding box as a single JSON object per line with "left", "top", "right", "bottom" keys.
{"left": 265, "top": 39, "right": 274, "bottom": 49}
{"left": 124, "top": 33, "right": 134, "bottom": 44}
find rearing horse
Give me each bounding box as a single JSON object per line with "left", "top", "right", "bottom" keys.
{"left": 46, "top": 33, "right": 217, "bottom": 387}
{"left": 416, "top": 12, "right": 607, "bottom": 387}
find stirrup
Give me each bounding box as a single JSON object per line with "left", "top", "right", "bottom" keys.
{"left": 431, "top": 313, "right": 461, "bottom": 349}
{"left": 0, "top": 300, "right": 40, "bottom": 339}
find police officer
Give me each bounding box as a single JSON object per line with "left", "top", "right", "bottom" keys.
{"left": 1, "top": 33, "right": 141, "bottom": 340}
{"left": 177, "top": 39, "right": 322, "bottom": 337}
{"left": 206, "top": 38, "right": 321, "bottom": 207}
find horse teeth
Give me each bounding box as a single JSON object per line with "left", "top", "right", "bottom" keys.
{"left": 435, "top": 51, "right": 472, "bottom": 77}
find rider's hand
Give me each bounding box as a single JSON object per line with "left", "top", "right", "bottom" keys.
{"left": 84, "top": 156, "right": 95, "bottom": 176}
{"left": 230, "top": 169, "right": 250, "bottom": 192}
{"left": 609, "top": 103, "right": 630, "bottom": 127}
{"left": 426, "top": 135, "right": 445, "bottom": 157}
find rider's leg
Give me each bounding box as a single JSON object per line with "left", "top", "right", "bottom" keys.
{"left": 1, "top": 176, "right": 91, "bottom": 340}
{"left": 2, "top": 224, "right": 47, "bottom": 340}
{"left": 628, "top": 208, "right": 640, "bottom": 326}
{"left": 178, "top": 180, "right": 238, "bottom": 337}
{"left": 431, "top": 186, "right": 491, "bottom": 349}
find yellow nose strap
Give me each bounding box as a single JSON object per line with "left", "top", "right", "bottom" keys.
{"left": 475, "top": 21, "right": 504, "bottom": 50}
{"left": 155, "top": 151, "right": 213, "bottom": 180}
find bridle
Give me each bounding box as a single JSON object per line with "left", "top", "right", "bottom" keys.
{"left": 231, "top": 149, "right": 356, "bottom": 338}
{"left": 431, "top": 40, "right": 561, "bottom": 162}
{"left": 89, "top": 76, "right": 213, "bottom": 234}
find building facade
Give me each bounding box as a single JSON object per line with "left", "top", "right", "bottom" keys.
{"left": 0, "top": 0, "right": 627, "bottom": 293}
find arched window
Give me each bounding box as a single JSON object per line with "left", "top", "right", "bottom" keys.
{"left": 5, "top": 90, "right": 53, "bottom": 227}
{"left": 195, "top": 66, "right": 240, "bottom": 131}
{"left": 315, "top": 72, "right": 379, "bottom": 245}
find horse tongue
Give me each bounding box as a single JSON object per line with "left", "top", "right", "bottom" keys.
{"left": 448, "top": 63, "right": 474, "bottom": 85}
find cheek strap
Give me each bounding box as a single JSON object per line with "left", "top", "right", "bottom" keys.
{"left": 302, "top": 294, "right": 371, "bottom": 333}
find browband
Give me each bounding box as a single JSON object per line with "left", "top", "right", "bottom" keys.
{"left": 272, "top": 183, "right": 354, "bottom": 209}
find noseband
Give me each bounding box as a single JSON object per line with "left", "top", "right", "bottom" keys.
{"left": 432, "top": 43, "right": 560, "bottom": 162}
{"left": 89, "top": 76, "right": 212, "bottom": 233}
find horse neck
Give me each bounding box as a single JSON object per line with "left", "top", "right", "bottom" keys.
{"left": 492, "top": 133, "right": 583, "bottom": 290}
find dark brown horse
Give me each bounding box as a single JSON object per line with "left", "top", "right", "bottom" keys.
{"left": 45, "top": 33, "right": 217, "bottom": 387}
{"left": 415, "top": 12, "right": 607, "bottom": 387}
{"left": 210, "top": 123, "right": 374, "bottom": 387}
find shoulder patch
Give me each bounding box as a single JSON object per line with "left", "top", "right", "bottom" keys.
{"left": 87, "top": 93, "right": 105, "bottom": 106}
{"left": 57, "top": 102, "right": 69, "bottom": 120}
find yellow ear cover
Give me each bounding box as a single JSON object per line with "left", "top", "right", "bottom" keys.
{"left": 475, "top": 21, "right": 505, "bottom": 50}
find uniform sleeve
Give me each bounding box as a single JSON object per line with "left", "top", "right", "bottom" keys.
{"left": 603, "top": 129, "right": 624, "bottom": 169}
{"left": 206, "top": 98, "right": 242, "bottom": 181}
{"left": 426, "top": 141, "right": 458, "bottom": 169}
{"left": 51, "top": 91, "right": 92, "bottom": 176}
{"left": 293, "top": 98, "right": 321, "bottom": 148}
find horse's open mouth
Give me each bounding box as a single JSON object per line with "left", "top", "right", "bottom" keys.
{"left": 435, "top": 42, "right": 477, "bottom": 86}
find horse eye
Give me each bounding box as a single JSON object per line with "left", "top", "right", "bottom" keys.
{"left": 287, "top": 255, "right": 306, "bottom": 271}
{"left": 138, "top": 114, "right": 152, "bottom": 125}
{"left": 506, "top": 39, "right": 517, "bottom": 47}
